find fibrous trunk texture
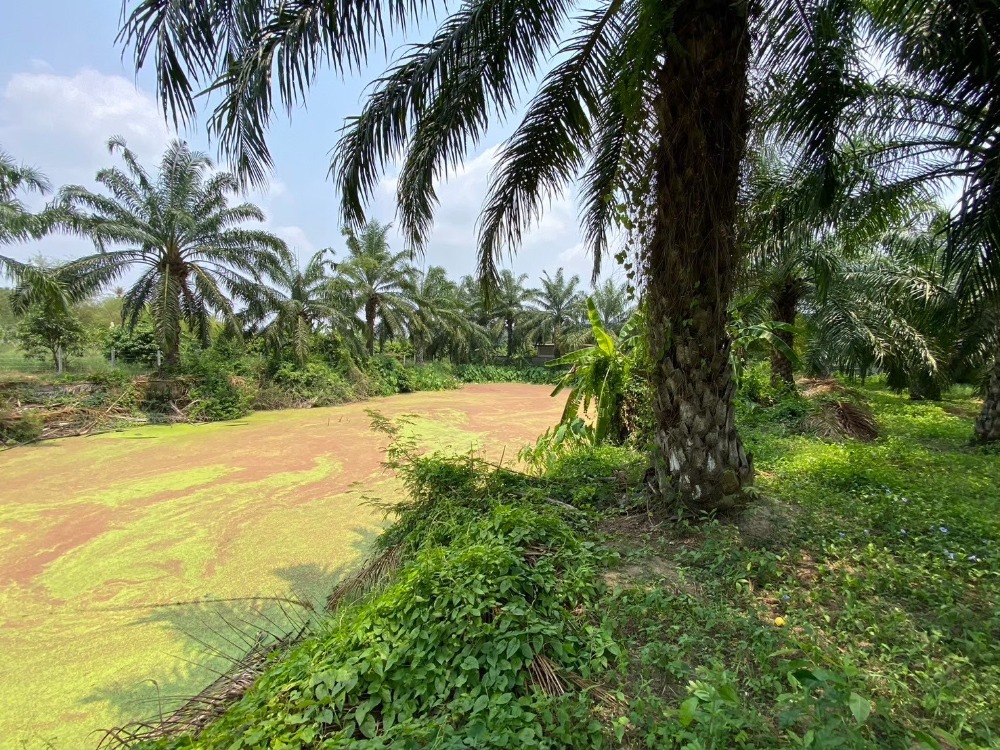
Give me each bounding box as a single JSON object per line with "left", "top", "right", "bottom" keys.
{"left": 975, "top": 357, "right": 1000, "bottom": 443}
{"left": 646, "top": 1, "right": 753, "bottom": 511}
{"left": 770, "top": 279, "right": 799, "bottom": 388}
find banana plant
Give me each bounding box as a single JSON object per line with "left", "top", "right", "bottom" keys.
{"left": 548, "top": 298, "right": 644, "bottom": 445}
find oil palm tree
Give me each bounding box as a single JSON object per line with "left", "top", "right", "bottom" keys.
{"left": 241, "top": 249, "right": 342, "bottom": 366}
{"left": 484, "top": 269, "right": 538, "bottom": 361}
{"left": 61, "top": 138, "right": 288, "bottom": 368}
{"left": 121, "top": 0, "right": 910, "bottom": 506}
{"left": 411, "top": 266, "right": 488, "bottom": 363}
{"left": 334, "top": 221, "right": 419, "bottom": 356}
{"left": 767, "top": 0, "right": 1000, "bottom": 440}
{"left": 529, "top": 268, "right": 585, "bottom": 356}
{"left": 589, "top": 277, "right": 635, "bottom": 335}
{"left": 0, "top": 151, "right": 71, "bottom": 308}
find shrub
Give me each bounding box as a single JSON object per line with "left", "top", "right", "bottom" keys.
{"left": 183, "top": 345, "right": 262, "bottom": 421}
{"left": 0, "top": 408, "right": 43, "bottom": 444}
{"left": 404, "top": 362, "right": 460, "bottom": 392}
{"left": 103, "top": 321, "right": 160, "bottom": 366}
{"left": 455, "top": 363, "right": 557, "bottom": 385}
{"left": 265, "top": 361, "right": 356, "bottom": 407}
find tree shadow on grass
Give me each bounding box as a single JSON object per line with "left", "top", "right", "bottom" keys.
{"left": 81, "top": 524, "right": 382, "bottom": 737}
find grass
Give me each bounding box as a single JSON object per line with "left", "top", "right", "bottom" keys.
{"left": 117, "top": 382, "right": 999, "bottom": 750}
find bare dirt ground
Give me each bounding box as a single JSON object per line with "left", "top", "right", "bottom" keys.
{"left": 0, "top": 384, "right": 562, "bottom": 749}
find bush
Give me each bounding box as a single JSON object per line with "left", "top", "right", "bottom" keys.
{"left": 103, "top": 322, "right": 159, "bottom": 366}
{"left": 404, "top": 362, "right": 460, "bottom": 392}
{"left": 455, "top": 363, "right": 557, "bottom": 385}
{"left": 264, "top": 361, "right": 356, "bottom": 407}
{"left": 0, "top": 408, "right": 43, "bottom": 444}
{"left": 183, "top": 345, "right": 262, "bottom": 421}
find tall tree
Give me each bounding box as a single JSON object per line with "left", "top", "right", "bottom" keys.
{"left": 61, "top": 138, "right": 288, "bottom": 368}
{"left": 485, "top": 269, "right": 538, "bottom": 360}
{"left": 241, "top": 249, "right": 342, "bottom": 366}
{"left": 335, "top": 222, "right": 419, "bottom": 356}
{"left": 0, "top": 151, "right": 71, "bottom": 309}
{"left": 590, "top": 277, "right": 635, "bottom": 335}
{"left": 121, "top": 0, "right": 865, "bottom": 507}
{"left": 529, "top": 268, "right": 584, "bottom": 357}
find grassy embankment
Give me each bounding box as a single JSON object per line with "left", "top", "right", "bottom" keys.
{"left": 118, "top": 381, "right": 999, "bottom": 750}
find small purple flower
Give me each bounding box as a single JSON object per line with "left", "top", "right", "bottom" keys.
{"left": 839, "top": 532, "right": 846, "bottom": 538}
{"left": 946, "top": 551, "right": 955, "bottom": 560}
{"left": 968, "top": 555, "right": 979, "bottom": 562}
{"left": 901, "top": 498, "right": 909, "bottom": 504}
{"left": 783, "top": 594, "right": 791, "bottom": 602}
{"left": 863, "top": 529, "right": 870, "bottom": 536}
{"left": 940, "top": 526, "right": 949, "bottom": 534}
{"left": 900, "top": 529, "right": 907, "bottom": 535}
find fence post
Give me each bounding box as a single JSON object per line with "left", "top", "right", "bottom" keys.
{"left": 156, "top": 350, "right": 162, "bottom": 368}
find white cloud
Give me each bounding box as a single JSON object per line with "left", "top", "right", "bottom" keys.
{"left": 372, "top": 145, "right": 596, "bottom": 284}
{"left": 0, "top": 68, "right": 172, "bottom": 186}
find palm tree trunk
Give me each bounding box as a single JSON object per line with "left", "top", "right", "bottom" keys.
{"left": 770, "top": 278, "right": 798, "bottom": 388}
{"left": 365, "top": 297, "right": 377, "bottom": 356}
{"left": 645, "top": 1, "right": 752, "bottom": 511}
{"left": 975, "top": 356, "right": 1000, "bottom": 443}
{"left": 506, "top": 319, "right": 514, "bottom": 360}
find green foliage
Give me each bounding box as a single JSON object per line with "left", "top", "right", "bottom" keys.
{"left": 550, "top": 299, "right": 644, "bottom": 445}
{"left": 132, "top": 422, "right": 626, "bottom": 750}
{"left": 103, "top": 321, "right": 160, "bottom": 366}
{"left": 14, "top": 304, "right": 88, "bottom": 369}
{"left": 738, "top": 360, "right": 790, "bottom": 406}
{"left": 0, "top": 408, "right": 43, "bottom": 444}
{"left": 455, "top": 364, "right": 556, "bottom": 385}
{"left": 263, "top": 361, "right": 356, "bottom": 407}
{"left": 184, "top": 345, "right": 262, "bottom": 421}
{"left": 403, "top": 362, "right": 460, "bottom": 392}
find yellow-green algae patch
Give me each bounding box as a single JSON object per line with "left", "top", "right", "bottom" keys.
{"left": 0, "top": 384, "right": 564, "bottom": 749}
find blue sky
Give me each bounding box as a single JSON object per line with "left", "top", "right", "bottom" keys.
{"left": 0, "top": 2, "right": 597, "bottom": 285}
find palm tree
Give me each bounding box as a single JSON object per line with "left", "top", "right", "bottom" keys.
{"left": 0, "top": 151, "right": 71, "bottom": 309}
{"left": 589, "top": 277, "right": 635, "bottom": 335}
{"left": 529, "top": 268, "right": 585, "bottom": 357}
{"left": 334, "top": 222, "right": 419, "bottom": 356}
{"left": 61, "top": 138, "right": 288, "bottom": 368}
{"left": 411, "top": 266, "right": 488, "bottom": 363}
{"left": 124, "top": 0, "right": 945, "bottom": 506}
{"left": 241, "top": 249, "right": 342, "bottom": 366}
{"left": 484, "top": 269, "right": 538, "bottom": 361}
{"left": 766, "top": 1, "right": 1000, "bottom": 440}
{"left": 741, "top": 146, "right": 926, "bottom": 388}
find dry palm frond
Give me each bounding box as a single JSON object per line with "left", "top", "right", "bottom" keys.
{"left": 806, "top": 399, "right": 879, "bottom": 442}
{"left": 527, "top": 654, "right": 568, "bottom": 697}
{"left": 326, "top": 544, "right": 403, "bottom": 611}
{"left": 98, "top": 631, "right": 290, "bottom": 749}
{"left": 527, "top": 654, "right": 627, "bottom": 709}
{"left": 523, "top": 544, "right": 550, "bottom": 567}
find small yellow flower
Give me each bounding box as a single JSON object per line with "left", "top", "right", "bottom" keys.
{"left": 774, "top": 616, "right": 786, "bottom": 627}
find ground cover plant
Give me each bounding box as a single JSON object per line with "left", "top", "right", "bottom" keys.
{"left": 115, "top": 383, "right": 999, "bottom": 750}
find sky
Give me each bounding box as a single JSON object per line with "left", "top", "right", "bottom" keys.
{"left": 0, "top": 2, "right": 598, "bottom": 286}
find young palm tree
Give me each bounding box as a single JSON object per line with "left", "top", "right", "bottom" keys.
{"left": 529, "top": 268, "right": 585, "bottom": 357}
{"left": 241, "top": 249, "right": 341, "bottom": 366}
{"left": 484, "top": 269, "right": 538, "bottom": 361}
{"left": 61, "top": 138, "right": 288, "bottom": 368}
{"left": 334, "top": 221, "right": 419, "bottom": 356}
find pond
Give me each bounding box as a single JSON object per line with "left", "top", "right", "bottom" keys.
{"left": 0, "top": 384, "right": 561, "bottom": 749}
